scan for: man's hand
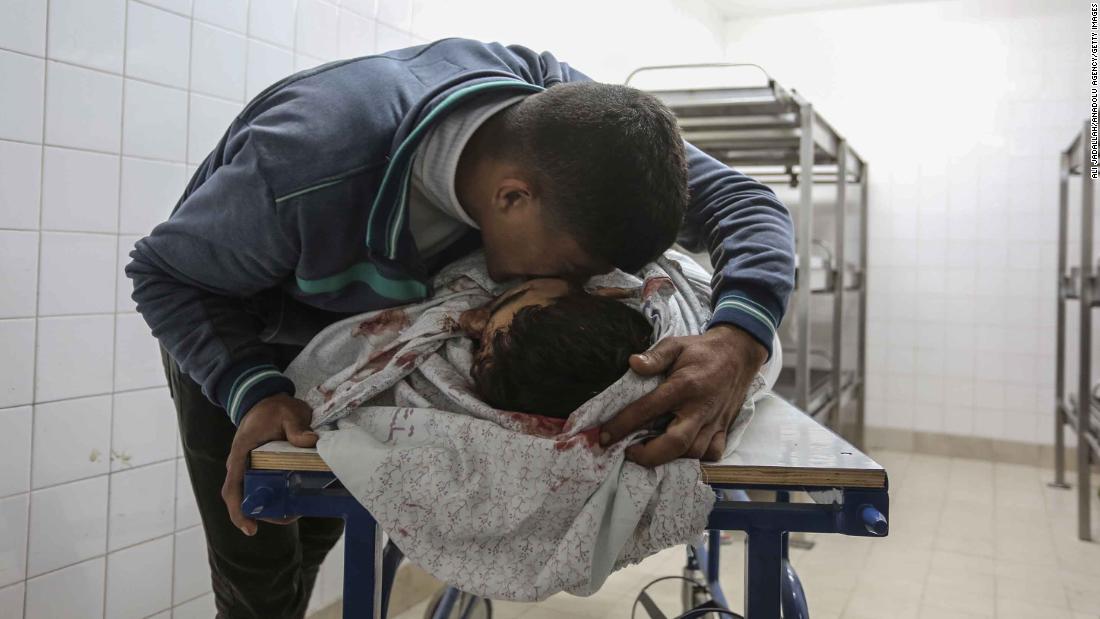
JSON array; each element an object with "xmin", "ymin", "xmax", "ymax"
[
  {"xmin": 222, "ymin": 393, "xmax": 318, "ymax": 536},
  {"xmin": 599, "ymin": 324, "xmax": 767, "ymax": 467}
]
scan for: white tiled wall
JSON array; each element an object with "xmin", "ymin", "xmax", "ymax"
[
  {"xmin": 721, "ymin": 0, "xmax": 1087, "ymax": 447},
  {"xmin": 0, "ymin": 0, "xmax": 725, "ymax": 615}
]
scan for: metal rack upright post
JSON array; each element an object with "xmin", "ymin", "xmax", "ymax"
[
  {"xmin": 1053, "ymin": 119, "xmax": 1099, "ymax": 542},
  {"xmin": 626, "ymin": 64, "xmax": 869, "ymax": 445}
]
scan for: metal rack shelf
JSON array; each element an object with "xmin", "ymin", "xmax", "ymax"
[
  {"xmin": 1062, "ymin": 395, "xmax": 1100, "ymax": 456},
  {"xmin": 628, "ymin": 63, "xmax": 869, "ymax": 445},
  {"xmin": 1052, "ymin": 119, "xmax": 1099, "ymax": 542},
  {"xmin": 773, "ymin": 366, "xmax": 860, "ymax": 421}
]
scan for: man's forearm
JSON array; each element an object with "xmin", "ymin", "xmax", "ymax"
[
  {"xmin": 681, "ymin": 141, "xmax": 795, "ymax": 357},
  {"xmin": 126, "ymin": 240, "xmax": 295, "ymax": 424}
]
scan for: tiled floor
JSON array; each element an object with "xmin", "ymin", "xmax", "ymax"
[{"xmin": 381, "ymin": 449, "xmax": 1100, "ymax": 618}]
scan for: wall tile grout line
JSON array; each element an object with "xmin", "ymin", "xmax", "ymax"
[
  {"xmin": 129, "ymin": 0, "xmax": 190, "ymax": 20},
  {"xmin": 20, "ymin": 0, "xmax": 51, "ymax": 612},
  {"xmin": 0, "ymin": 137, "xmax": 192, "ymax": 170},
  {"xmin": 2, "ymin": 453, "xmax": 179, "ymax": 500},
  {"xmin": 169, "ymin": 0, "xmax": 199, "ymax": 612},
  {"xmin": 16, "ymin": 522, "xmax": 201, "ymax": 594},
  {"xmin": 4, "ymin": 227, "xmax": 175, "ymax": 238},
  {"xmin": 169, "ymin": 588, "xmax": 212, "ymax": 613},
  {"xmin": 0, "ymin": 44, "xmax": 258, "ymax": 104},
  {"xmin": 190, "ymin": 13, "xmax": 252, "ymax": 38},
  {"xmin": 0, "ymin": 45, "xmax": 43, "ymax": 60},
  {"xmin": 2, "ymin": 8, "xmax": 279, "ymax": 64},
  {"xmin": 101, "ymin": 0, "xmax": 131, "ymax": 613},
  {"xmin": 0, "ymin": 381, "xmax": 167, "ymax": 410},
  {"xmin": 21, "ymin": 556, "xmax": 106, "ymax": 596}
]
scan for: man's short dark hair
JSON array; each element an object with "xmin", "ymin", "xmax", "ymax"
[
  {"xmin": 470, "ymin": 292, "xmax": 653, "ymax": 418},
  {"xmin": 491, "ymin": 82, "xmax": 688, "ymax": 273}
]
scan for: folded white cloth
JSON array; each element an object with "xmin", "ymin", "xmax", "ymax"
[{"xmin": 283, "ymin": 249, "xmax": 779, "ymax": 601}]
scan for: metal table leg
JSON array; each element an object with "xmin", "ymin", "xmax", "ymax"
[
  {"xmin": 744, "ymin": 529, "xmax": 783, "ymax": 619},
  {"xmin": 343, "ymin": 508, "xmax": 383, "ymax": 619},
  {"xmin": 704, "ymin": 485, "xmax": 889, "ymax": 619},
  {"xmin": 243, "ymin": 471, "xmax": 388, "ymax": 619}
]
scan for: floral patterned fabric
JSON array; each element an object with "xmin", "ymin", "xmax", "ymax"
[{"xmin": 283, "ymin": 249, "xmax": 779, "ymax": 601}]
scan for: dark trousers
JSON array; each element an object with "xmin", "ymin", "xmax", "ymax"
[{"xmin": 161, "ymin": 344, "xmax": 345, "ymax": 619}]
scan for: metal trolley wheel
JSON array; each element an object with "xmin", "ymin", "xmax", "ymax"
[
  {"xmin": 633, "ymin": 575, "xmax": 743, "ymax": 619},
  {"xmin": 422, "ymin": 588, "xmax": 492, "ymax": 619}
]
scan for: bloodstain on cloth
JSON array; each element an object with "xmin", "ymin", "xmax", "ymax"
[
  {"xmin": 396, "ymin": 351, "xmax": 420, "ymax": 369},
  {"xmin": 352, "ymin": 308, "xmax": 411, "ymax": 337},
  {"xmin": 353, "ymin": 346, "xmax": 400, "ymax": 379},
  {"xmin": 502, "ymin": 411, "xmax": 566, "ymax": 438},
  {"xmin": 642, "ymin": 276, "xmax": 675, "ymax": 300},
  {"xmin": 589, "ymin": 285, "xmax": 639, "ymax": 300},
  {"xmin": 553, "ymin": 427, "xmax": 603, "ymax": 452}
]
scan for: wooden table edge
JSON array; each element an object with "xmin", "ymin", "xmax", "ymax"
[{"xmin": 249, "ymin": 447, "xmax": 887, "ymax": 490}]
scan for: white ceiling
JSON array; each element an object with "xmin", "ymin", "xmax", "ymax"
[{"xmin": 706, "ymin": 0, "xmax": 944, "ymax": 18}]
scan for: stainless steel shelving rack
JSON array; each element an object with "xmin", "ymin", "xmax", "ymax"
[
  {"xmin": 626, "ymin": 63, "xmax": 869, "ymax": 445},
  {"xmin": 1053, "ymin": 119, "xmax": 1099, "ymax": 541}
]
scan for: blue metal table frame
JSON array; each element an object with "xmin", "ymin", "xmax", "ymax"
[{"xmin": 242, "ymin": 470, "xmax": 889, "ymax": 619}]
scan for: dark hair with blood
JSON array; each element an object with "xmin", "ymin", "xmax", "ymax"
[{"xmin": 469, "ymin": 292, "xmax": 653, "ymax": 419}]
